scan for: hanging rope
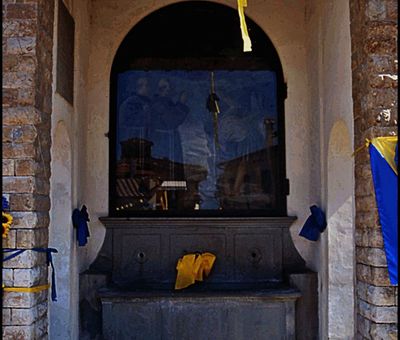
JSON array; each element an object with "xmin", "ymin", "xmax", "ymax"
[{"xmin": 206, "ymin": 71, "xmax": 221, "ymax": 150}]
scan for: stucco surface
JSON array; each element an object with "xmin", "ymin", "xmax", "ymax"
[
  {"xmin": 305, "ymin": 0, "xmax": 355, "ymax": 337},
  {"xmin": 49, "ymin": 0, "xmax": 91, "ymax": 338}
]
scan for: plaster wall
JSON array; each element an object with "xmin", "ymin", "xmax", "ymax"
[
  {"xmin": 49, "ymin": 0, "xmax": 91, "ymax": 338},
  {"xmin": 83, "ymin": 0, "xmax": 315, "ymax": 271},
  {"xmin": 305, "ymin": 0, "xmax": 355, "ymax": 338}
]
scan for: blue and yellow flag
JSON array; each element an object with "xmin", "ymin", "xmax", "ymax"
[{"xmin": 369, "ymin": 136, "xmax": 398, "ymax": 285}]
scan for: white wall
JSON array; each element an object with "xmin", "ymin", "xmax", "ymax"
[
  {"xmin": 305, "ymin": 0, "xmax": 355, "ymax": 338},
  {"xmin": 49, "ymin": 0, "xmax": 91, "ymax": 338}
]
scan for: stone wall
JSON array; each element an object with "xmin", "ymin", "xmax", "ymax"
[
  {"xmin": 2, "ymin": 0, "xmax": 54, "ymax": 338},
  {"xmin": 350, "ymin": 0, "xmax": 398, "ymax": 338}
]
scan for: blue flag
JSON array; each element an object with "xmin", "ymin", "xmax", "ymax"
[{"xmin": 369, "ymin": 137, "xmax": 398, "ymax": 285}]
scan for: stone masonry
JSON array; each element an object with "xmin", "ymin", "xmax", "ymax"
[
  {"xmin": 2, "ymin": 0, "xmax": 54, "ymax": 339},
  {"xmin": 350, "ymin": 0, "xmax": 398, "ymax": 339}
]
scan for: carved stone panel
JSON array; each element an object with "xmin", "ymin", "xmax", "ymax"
[
  {"xmin": 97, "ymin": 217, "xmax": 305, "ymax": 288},
  {"xmin": 234, "ymin": 232, "xmax": 282, "ymax": 281}
]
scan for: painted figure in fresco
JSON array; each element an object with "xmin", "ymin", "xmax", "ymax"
[
  {"xmin": 148, "ymin": 78, "xmax": 189, "ymax": 163},
  {"xmin": 118, "ymin": 77, "xmax": 151, "ymax": 143}
]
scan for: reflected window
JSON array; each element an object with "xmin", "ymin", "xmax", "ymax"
[
  {"xmin": 114, "ymin": 70, "xmax": 280, "ymax": 214},
  {"xmin": 109, "ymin": 1, "xmax": 287, "ymax": 216}
]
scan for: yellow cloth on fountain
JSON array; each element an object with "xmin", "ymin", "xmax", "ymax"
[{"xmin": 175, "ymin": 252, "xmax": 216, "ymax": 290}]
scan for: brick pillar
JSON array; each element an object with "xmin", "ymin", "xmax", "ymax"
[
  {"xmin": 349, "ymin": 0, "xmax": 398, "ymax": 339},
  {"xmin": 2, "ymin": 0, "xmax": 54, "ymax": 338}
]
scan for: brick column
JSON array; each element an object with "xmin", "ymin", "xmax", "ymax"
[
  {"xmin": 2, "ymin": 0, "xmax": 54, "ymax": 338},
  {"xmin": 350, "ymin": 0, "xmax": 398, "ymax": 339}
]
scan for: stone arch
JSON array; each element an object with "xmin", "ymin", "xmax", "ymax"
[
  {"xmin": 326, "ymin": 119, "xmax": 355, "ymax": 338},
  {"xmin": 84, "ymin": 0, "xmax": 310, "ymax": 271},
  {"xmin": 49, "ymin": 120, "xmax": 78, "ymax": 339}
]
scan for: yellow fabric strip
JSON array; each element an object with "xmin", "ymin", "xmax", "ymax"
[
  {"xmin": 237, "ymin": 0, "xmax": 252, "ymax": 52},
  {"xmin": 175, "ymin": 253, "xmax": 216, "ymax": 290},
  {"xmin": 371, "ymin": 136, "xmax": 398, "ymax": 175},
  {"xmin": 3, "ymin": 284, "xmax": 50, "ymax": 293}
]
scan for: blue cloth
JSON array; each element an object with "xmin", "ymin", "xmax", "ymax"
[
  {"xmin": 2, "ymin": 196, "xmax": 9, "ymax": 210},
  {"xmin": 299, "ymin": 205, "xmax": 327, "ymax": 241},
  {"xmin": 3, "ymin": 247, "xmax": 59, "ymax": 301},
  {"xmin": 72, "ymin": 205, "xmax": 90, "ymax": 247},
  {"xmin": 369, "ymin": 144, "xmax": 398, "ymax": 285}
]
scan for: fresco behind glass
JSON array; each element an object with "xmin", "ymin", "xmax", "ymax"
[{"xmin": 114, "ymin": 70, "xmax": 278, "ymax": 212}]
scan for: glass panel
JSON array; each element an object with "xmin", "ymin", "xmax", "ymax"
[{"xmin": 114, "ymin": 70, "xmax": 279, "ymax": 213}]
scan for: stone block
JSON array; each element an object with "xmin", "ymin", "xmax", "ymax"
[
  {"xmin": 355, "ymin": 211, "xmax": 380, "ymax": 230},
  {"xmin": 2, "ymin": 290, "xmax": 47, "ymax": 309},
  {"xmin": 370, "ymin": 322, "xmax": 398, "ymax": 339},
  {"xmin": 12, "ymin": 125, "xmax": 38, "ymax": 143},
  {"xmin": 366, "ymin": 0, "xmax": 386, "ymax": 20},
  {"xmin": 365, "ymin": 285, "xmax": 395, "ymax": 306},
  {"xmin": 3, "ymin": 250, "xmax": 46, "ymax": 269},
  {"xmin": 355, "ymin": 195, "xmax": 378, "ymax": 214},
  {"xmin": 16, "ymin": 228, "xmax": 48, "ymax": 248},
  {"xmin": 2, "ymin": 308, "xmax": 12, "ymax": 326},
  {"xmin": 2, "ymin": 19, "xmax": 37, "ymax": 38},
  {"xmin": 357, "ymin": 247, "xmax": 388, "ymax": 267},
  {"xmin": 3, "ymin": 143, "xmax": 37, "ymax": 159},
  {"xmin": 10, "ymin": 193, "xmax": 50, "ymax": 212},
  {"xmin": 6, "ymin": 3, "xmax": 37, "ymax": 20},
  {"xmin": 18, "ymin": 87, "xmax": 35, "ymax": 106},
  {"xmin": 6, "ymin": 37, "xmax": 36, "ymax": 55},
  {"xmin": 2, "ymin": 126, "xmax": 13, "ymax": 143},
  {"xmin": 368, "ymin": 228, "xmax": 385, "ymax": 248},
  {"xmin": 2, "ymin": 70, "xmax": 35, "ymax": 89},
  {"xmin": 3, "ymin": 268, "xmax": 14, "ymax": 286},
  {"xmin": 3, "ymin": 229, "xmax": 17, "ymax": 248},
  {"xmin": 2, "ymin": 176, "xmax": 36, "ymax": 194},
  {"xmin": 2, "ymin": 159, "xmax": 15, "ymax": 176},
  {"xmin": 357, "ymin": 264, "xmax": 392, "ymax": 286},
  {"xmin": 11, "ymin": 308, "xmax": 36, "ymax": 326},
  {"xmin": 386, "ymin": 0, "xmax": 398, "ymax": 21},
  {"xmin": 359, "ymin": 299, "xmax": 398, "ymax": 323},
  {"xmin": 2, "ymin": 87, "xmax": 18, "ymax": 107},
  {"xmin": 2, "ymin": 55, "xmax": 36, "ymax": 74},
  {"xmin": 15, "ymin": 159, "xmax": 39, "ymax": 176},
  {"xmin": 2, "ymin": 325, "xmax": 35, "ymax": 339},
  {"xmin": 13, "ymin": 265, "xmax": 47, "ymax": 287},
  {"xmin": 2, "ymin": 106, "xmax": 42, "ymax": 126},
  {"xmin": 11, "ymin": 211, "xmax": 49, "ymax": 229}
]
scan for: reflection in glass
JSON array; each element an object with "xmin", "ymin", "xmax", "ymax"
[{"xmin": 114, "ymin": 70, "xmax": 278, "ymax": 213}]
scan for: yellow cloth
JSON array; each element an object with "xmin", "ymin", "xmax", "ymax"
[
  {"xmin": 237, "ymin": 0, "xmax": 252, "ymax": 52},
  {"xmin": 175, "ymin": 252, "xmax": 216, "ymax": 290},
  {"xmin": 3, "ymin": 284, "xmax": 50, "ymax": 293}
]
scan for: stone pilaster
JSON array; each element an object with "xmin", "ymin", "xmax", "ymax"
[
  {"xmin": 350, "ymin": 0, "xmax": 398, "ymax": 339},
  {"xmin": 2, "ymin": 0, "xmax": 54, "ymax": 338}
]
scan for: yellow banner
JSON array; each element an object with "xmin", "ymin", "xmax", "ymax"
[{"xmin": 371, "ymin": 136, "xmax": 398, "ymax": 175}]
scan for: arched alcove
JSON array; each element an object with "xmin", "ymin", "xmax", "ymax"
[{"xmin": 109, "ymin": 1, "xmax": 288, "ymax": 217}]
